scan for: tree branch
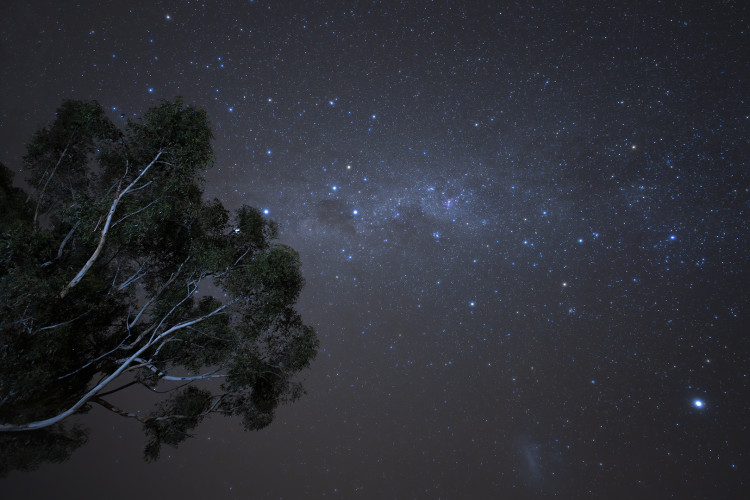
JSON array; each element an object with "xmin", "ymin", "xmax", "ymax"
[
  {"xmin": 119, "ymin": 257, "xmax": 191, "ymax": 350},
  {"xmin": 42, "ymin": 221, "xmax": 80, "ymax": 267},
  {"xmin": 34, "ymin": 310, "xmax": 89, "ymax": 334},
  {"xmin": 0, "ymin": 297, "xmax": 235, "ymax": 431},
  {"xmin": 59, "ymin": 151, "xmax": 162, "ymax": 298},
  {"xmin": 131, "ymin": 358, "xmax": 225, "ymax": 381},
  {"xmin": 112, "ymin": 195, "xmax": 160, "ymax": 228},
  {"xmin": 117, "ymin": 259, "xmax": 149, "ymax": 291},
  {"xmin": 91, "ymin": 397, "xmax": 147, "ymax": 422},
  {"xmin": 56, "ymin": 335, "xmax": 131, "ymax": 380},
  {"xmin": 92, "ymin": 396, "xmax": 220, "ymax": 424},
  {"xmin": 33, "ymin": 137, "xmax": 73, "ymax": 225}
]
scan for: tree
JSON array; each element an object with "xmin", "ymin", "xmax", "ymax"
[{"xmin": 0, "ymin": 99, "xmax": 318, "ymax": 464}]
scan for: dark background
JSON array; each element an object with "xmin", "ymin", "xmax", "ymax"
[{"xmin": 1, "ymin": 1, "xmax": 748, "ymax": 498}]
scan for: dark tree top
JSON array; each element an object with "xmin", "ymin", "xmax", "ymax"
[{"xmin": 0, "ymin": 99, "xmax": 318, "ymax": 468}]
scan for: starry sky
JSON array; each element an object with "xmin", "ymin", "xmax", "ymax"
[{"xmin": 1, "ymin": 0, "xmax": 748, "ymax": 498}]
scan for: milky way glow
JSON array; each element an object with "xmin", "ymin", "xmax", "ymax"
[{"xmin": 0, "ymin": 0, "xmax": 745, "ymax": 498}]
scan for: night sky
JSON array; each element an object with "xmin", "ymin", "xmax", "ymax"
[{"xmin": 1, "ymin": 0, "xmax": 748, "ymax": 498}]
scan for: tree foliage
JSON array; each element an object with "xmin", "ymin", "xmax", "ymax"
[{"xmin": 0, "ymin": 99, "xmax": 318, "ymax": 465}]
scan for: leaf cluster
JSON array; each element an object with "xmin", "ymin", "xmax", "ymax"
[{"xmin": 0, "ymin": 99, "xmax": 318, "ymax": 466}]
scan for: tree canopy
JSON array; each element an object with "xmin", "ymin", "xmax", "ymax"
[{"xmin": 0, "ymin": 98, "xmax": 318, "ymax": 469}]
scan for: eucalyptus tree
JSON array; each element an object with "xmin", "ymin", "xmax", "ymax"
[{"xmin": 0, "ymin": 99, "xmax": 318, "ymax": 464}]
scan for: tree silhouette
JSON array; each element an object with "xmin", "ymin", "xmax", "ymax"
[{"xmin": 0, "ymin": 99, "xmax": 318, "ymax": 465}]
